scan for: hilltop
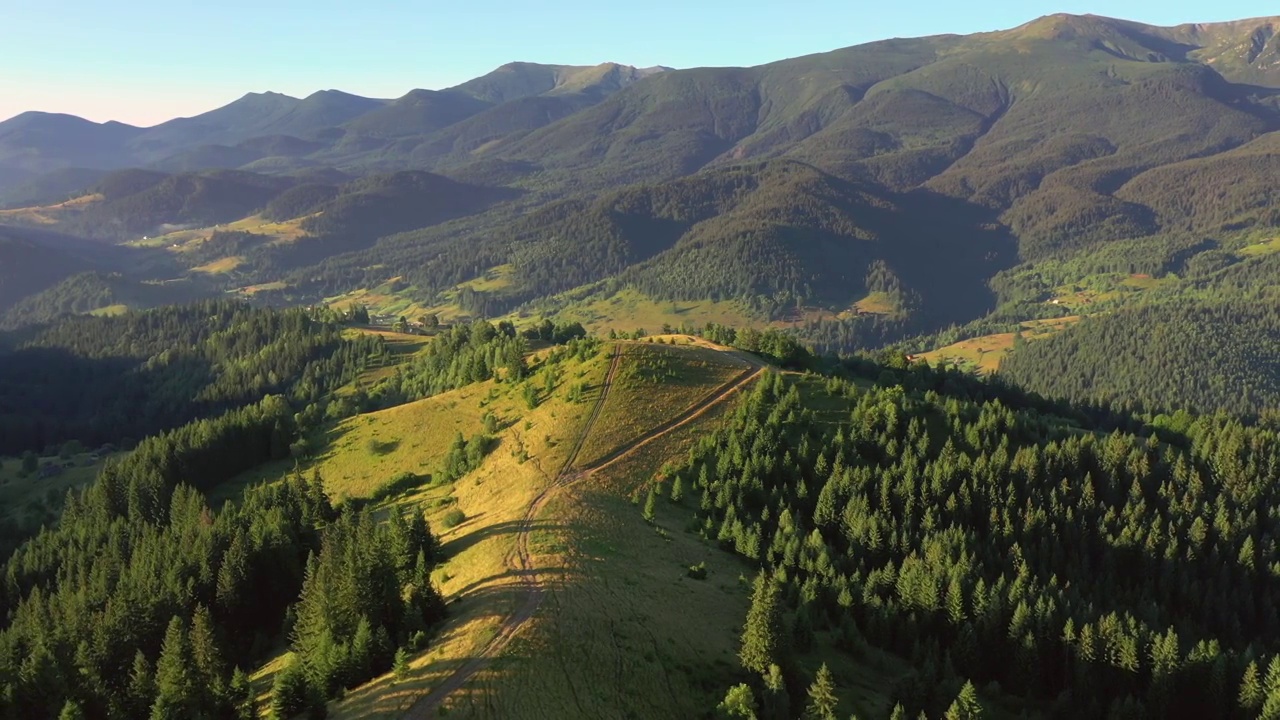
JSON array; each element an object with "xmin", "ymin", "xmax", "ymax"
[{"xmin": 3, "ymin": 314, "xmax": 1278, "ymax": 720}]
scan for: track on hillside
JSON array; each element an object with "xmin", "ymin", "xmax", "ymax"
[{"xmin": 402, "ymin": 344, "xmax": 765, "ymax": 717}]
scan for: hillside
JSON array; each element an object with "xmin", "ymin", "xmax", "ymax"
[
  {"xmin": 0, "ymin": 225, "xmax": 132, "ymax": 314},
  {"xmin": 0, "ymin": 232, "xmax": 91, "ymax": 311},
  {"xmin": 0, "ymin": 168, "xmax": 296, "ymax": 241},
  {"xmin": 1, "ymin": 305, "xmax": 1280, "ymax": 719},
  {"xmin": 294, "ymin": 170, "xmax": 519, "ymax": 240},
  {"xmin": 0, "ymin": 271, "xmax": 209, "ymax": 329},
  {"xmin": 998, "ymin": 301, "xmax": 1280, "ymax": 415},
  {"xmin": 1, "ymin": 14, "xmax": 1280, "ymax": 409}
]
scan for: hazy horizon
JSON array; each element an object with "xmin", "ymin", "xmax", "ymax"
[{"xmin": 2, "ymin": 0, "xmax": 1277, "ymax": 126}]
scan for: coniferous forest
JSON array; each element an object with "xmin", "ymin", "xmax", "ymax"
[
  {"xmin": 666, "ymin": 364, "xmax": 1280, "ymax": 719},
  {"xmin": 6, "ymin": 10, "xmax": 1280, "ymax": 719},
  {"xmin": 0, "ymin": 305, "xmax": 600, "ymax": 719}
]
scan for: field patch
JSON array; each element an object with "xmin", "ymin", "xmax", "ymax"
[
  {"xmin": 0, "ymin": 193, "xmax": 102, "ymax": 225},
  {"xmin": 548, "ymin": 287, "xmax": 759, "ymax": 335},
  {"xmin": 0, "ymin": 450, "xmax": 120, "ymax": 529},
  {"xmin": 1236, "ymin": 235, "xmax": 1280, "ymax": 257},
  {"xmin": 918, "ymin": 316, "xmax": 1082, "ymax": 374},
  {"xmin": 190, "ymin": 256, "xmax": 243, "ymax": 274}
]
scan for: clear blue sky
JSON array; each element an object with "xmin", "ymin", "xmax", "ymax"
[{"xmin": 1, "ymin": 0, "xmax": 1276, "ymax": 126}]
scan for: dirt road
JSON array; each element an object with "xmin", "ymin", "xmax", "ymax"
[{"xmin": 402, "ymin": 343, "xmax": 764, "ymax": 717}]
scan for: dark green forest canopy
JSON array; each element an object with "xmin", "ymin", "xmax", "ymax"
[
  {"xmin": 0, "ymin": 300, "xmax": 385, "ymax": 455},
  {"xmin": 0, "ymin": 313, "xmax": 600, "ymax": 719},
  {"xmin": 672, "ymin": 368, "xmax": 1280, "ymax": 719},
  {"xmin": 999, "ymin": 302, "xmax": 1280, "ymax": 417},
  {"xmin": 7, "ymin": 16, "xmax": 1280, "ymax": 388}
]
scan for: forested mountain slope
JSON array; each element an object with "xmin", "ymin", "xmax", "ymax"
[
  {"xmin": 0, "ymin": 14, "xmax": 1278, "ymax": 417},
  {"xmin": 0, "ymin": 300, "xmax": 384, "ymax": 454},
  {"xmin": 999, "ymin": 302, "xmax": 1280, "ymax": 416}
]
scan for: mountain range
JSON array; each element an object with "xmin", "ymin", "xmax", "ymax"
[
  {"xmin": 2, "ymin": 12, "xmax": 1280, "ymax": 397},
  {"xmin": 0, "ymin": 61, "xmax": 671, "ymax": 181}
]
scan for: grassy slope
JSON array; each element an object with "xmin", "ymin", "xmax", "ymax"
[
  {"xmin": 440, "ymin": 382, "xmax": 753, "ymax": 719},
  {"xmin": 575, "ymin": 338, "xmax": 751, "ymax": 467},
  {"xmin": 545, "ymin": 287, "xmax": 759, "ymax": 336},
  {"xmin": 409, "ymin": 341, "xmax": 766, "ymax": 719},
  {"xmin": 231, "ymin": 347, "xmax": 612, "ymax": 718},
  {"xmin": 919, "ymin": 316, "xmax": 1082, "ymax": 373},
  {"xmin": 0, "ymin": 451, "xmax": 120, "ymax": 528},
  {"xmin": 232, "ymin": 340, "xmax": 783, "ymax": 719}
]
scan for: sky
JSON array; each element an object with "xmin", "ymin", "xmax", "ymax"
[{"xmin": 1, "ymin": 0, "xmax": 1277, "ymax": 127}]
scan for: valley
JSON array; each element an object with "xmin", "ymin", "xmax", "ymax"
[{"xmin": 3, "ymin": 9, "xmax": 1280, "ymax": 720}]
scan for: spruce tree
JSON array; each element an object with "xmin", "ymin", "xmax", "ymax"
[
  {"xmin": 393, "ymin": 648, "xmax": 410, "ymax": 683},
  {"xmin": 671, "ymin": 474, "xmax": 686, "ymax": 503},
  {"xmin": 127, "ymin": 650, "xmax": 156, "ymax": 719},
  {"xmin": 150, "ymin": 616, "xmax": 195, "ymax": 720},
  {"xmin": 943, "ymin": 681, "xmax": 983, "ymax": 720},
  {"xmin": 190, "ymin": 604, "xmax": 226, "ymax": 706},
  {"xmin": 58, "ymin": 700, "xmax": 85, "ymax": 720},
  {"xmin": 1262, "ymin": 656, "xmax": 1280, "ymax": 720},
  {"xmin": 643, "ymin": 487, "xmax": 658, "ymax": 523},
  {"xmin": 803, "ymin": 663, "xmax": 839, "ymax": 720},
  {"xmin": 271, "ymin": 659, "xmax": 312, "ymax": 720},
  {"xmin": 1240, "ymin": 660, "xmax": 1264, "ymax": 714},
  {"xmin": 762, "ymin": 664, "xmax": 790, "ymax": 720},
  {"xmin": 739, "ymin": 572, "xmax": 784, "ymax": 676},
  {"xmin": 716, "ymin": 684, "xmax": 759, "ymax": 719},
  {"xmin": 228, "ymin": 667, "xmax": 255, "ymax": 720}
]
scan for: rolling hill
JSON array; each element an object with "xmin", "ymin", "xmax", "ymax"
[
  {"xmin": 0, "ymin": 225, "xmax": 130, "ymax": 313},
  {"xmin": 7, "ymin": 12, "xmax": 1280, "ymax": 720},
  {"xmin": 0, "ymin": 14, "xmax": 1279, "ymax": 404}
]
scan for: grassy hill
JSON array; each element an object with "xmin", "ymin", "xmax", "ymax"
[{"xmin": 226, "ymin": 337, "xmax": 774, "ymax": 719}]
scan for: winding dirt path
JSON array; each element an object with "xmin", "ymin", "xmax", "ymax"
[{"xmin": 402, "ymin": 344, "xmax": 764, "ymax": 718}]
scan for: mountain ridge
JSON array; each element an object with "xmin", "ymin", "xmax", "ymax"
[{"xmin": 4, "ymin": 12, "xmax": 1280, "ymax": 369}]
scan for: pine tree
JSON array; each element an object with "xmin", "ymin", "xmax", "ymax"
[
  {"xmin": 643, "ymin": 487, "xmax": 658, "ymax": 523},
  {"xmin": 889, "ymin": 704, "xmax": 908, "ymax": 720},
  {"xmin": 716, "ymin": 684, "xmax": 759, "ymax": 719},
  {"xmin": 271, "ymin": 659, "xmax": 312, "ymax": 720},
  {"xmin": 1240, "ymin": 660, "xmax": 1264, "ymax": 714},
  {"xmin": 739, "ymin": 572, "xmax": 784, "ymax": 676},
  {"xmin": 762, "ymin": 664, "xmax": 790, "ymax": 720},
  {"xmin": 58, "ymin": 700, "xmax": 85, "ymax": 720},
  {"xmin": 127, "ymin": 650, "xmax": 156, "ymax": 719},
  {"xmin": 228, "ymin": 667, "xmax": 255, "ymax": 720},
  {"xmin": 671, "ymin": 474, "xmax": 686, "ymax": 503},
  {"xmin": 393, "ymin": 648, "xmax": 411, "ymax": 683},
  {"xmin": 190, "ymin": 604, "xmax": 226, "ymax": 706},
  {"xmin": 943, "ymin": 681, "xmax": 983, "ymax": 720},
  {"xmin": 1262, "ymin": 656, "xmax": 1280, "ymax": 720},
  {"xmin": 150, "ymin": 616, "xmax": 196, "ymax": 720},
  {"xmin": 804, "ymin": 663, "xmax": 839, "ymax": 720},
  {"xmin": 350, "ymin": 617, "xmax": 375, "ymax": 686}
]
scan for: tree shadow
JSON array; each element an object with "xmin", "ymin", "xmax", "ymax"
[
  {"xmin": 366, "ymin": 438, "xmax": 400, "ymax": 456},
  {"xmin": 440, "ymin": 518, "xmax": 557, "ymax": 559}
]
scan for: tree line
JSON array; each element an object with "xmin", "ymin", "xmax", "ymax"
[
  {"xmin": 0, "ymin": 396, "xmax": 446, "ymax": 719},
  {"xmin": 651, "ymin": 365, "xmax": 1280, "ymax": 719},
  {"xmin": 0, "ymin": 300, "xmax": 387, "ymax": 456}
]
